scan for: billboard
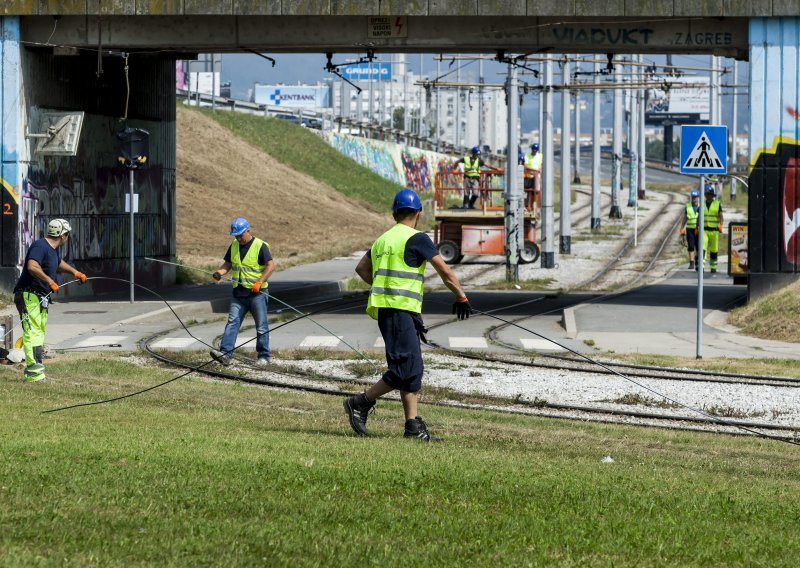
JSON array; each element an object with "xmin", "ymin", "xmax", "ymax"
[
  {"xmin": 342, "ymin": 62, "xmax": 392, "ymax": 82},
  {"xmin": 645, "ymin": 76, "xmax": 710, "ymax": 126},
  {"xmin": 728, "ymin": 223, "xmax": 749, "ymax": 276},
  {"xmin": 253, "ymin": 85, "xmax": 331, "ymax": 108}
]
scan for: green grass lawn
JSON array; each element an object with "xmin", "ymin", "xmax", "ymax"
[
  {"xmin": 194, "ymin": 107, "xmax": 401, "ymax": 211},
  {"xmin": 2, "ymin": 354, "xmax": 800, "ymax": 566}
]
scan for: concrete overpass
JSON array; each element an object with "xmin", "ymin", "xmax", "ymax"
[{"xmin": 0, "ymin": 4, "xmax": 798, "ymax": 297}]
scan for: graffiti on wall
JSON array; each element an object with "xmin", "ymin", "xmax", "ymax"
[
  {"xmin": 326, "ymin": 132, "xmax": 458, "ymax": 193},
  {"xmin": 748, "ymin": 19, "xmax": 800, "ymax": 273}
]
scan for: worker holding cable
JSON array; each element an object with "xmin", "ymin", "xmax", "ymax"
[
  {"xmin": 209, "ymin": 217, "xmax": 275, "ymax": 367},
  {"xmin": 13, "ymin": 218, "xmax": 87, "ymax": 382},
  {"xmin": 344, "ymin": 188, "xmax": 471, "ymax": 441}
]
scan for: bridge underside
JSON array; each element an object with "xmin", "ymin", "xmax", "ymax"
[{"xmin": 23, "ymin": 16, "xmax": 748, "ymax": 58}]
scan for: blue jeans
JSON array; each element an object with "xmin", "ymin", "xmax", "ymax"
[{"xmin": 219, "ymin": 292, "xmax": 269, "ymax": 360}]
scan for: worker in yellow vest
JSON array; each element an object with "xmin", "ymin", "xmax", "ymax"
[
  {"xmin": 523, "ymin": 143, "xmax": 542, "ymax": 190},
  {"xmin": 209, "ymin": 217, "xmax": 275, "ymax": 367},
  {"xmin": 344, "ymin": 189, "xmax": 471, "ymax": 441},
  {"xmin": 679, "ymin": 189, "xmax": 701, "ymax": 270},
  {"xmin": 453, "ymin": 146, "xmax": 491, "ymax": 209},
  {"xmin": 702, "ymin": 185, "xmax": 724, "ymax": 273}
]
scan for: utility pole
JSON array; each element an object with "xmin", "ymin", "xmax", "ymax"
[
  {"xmin": 710, "ymin": 55, "xmax": 719, "ymax": 126},
  {"xmin": 479, "ymin": 57, "xmax": 484, "ymax": 148},
  {"xmin": 591, "ymin": 58, "xmax": 601, "ymax": 230},
  {"xmin": 211, "ymin": 53, "xmax": 216, "ymax": 111},
  {"xmin": 436, "ymin": 56, "xmax": 441, "ymax": 151},
  {"xmin": 505, "ymin": 62, "xmax": 522, "ymax": 282},
  {"xmin": 456, "ymin": 63, "xmax": 461, "ymax": 149},
  {"xmin": 610, "ymin": 60, "xmax": 623, "ymax": 219},
  {"xmin": 638, "ymin": 53, "xmax": 646, "ymax": 201},
  {"xmin": 560, "ymin": 56, "xmax": 572, "ymax": 254},
  {"xmin": 573, "ymin": 57, "xmax": 581, "ymax": 184},
  {"xmin": 403, "ymin": 54, "xmax": 410, "ymax": 132},
  {"xmin": 541, "ymin": 56, "xmax": 555, "ymax": 268},
  {"xmin": 730, "ymin": 60, "xmax": 738, "ymax": 201},
  {"xmin": 419, "ymin": 53, "xmax": 425, "ymax": 137},
  {"xmin": 664, "ymin": 55, "xmax": 674, "ymax": 163},
  {"xmin": 368, "ymin": 58, "xmax": 374, "ymax": 124},
  {"xmin": 628, "ymin": 57, "xmax": 638, "ymax": 208}
]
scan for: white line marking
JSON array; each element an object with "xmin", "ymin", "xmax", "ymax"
[
  {"xmin": 449, "ymin": 337, "xmax": 488, "ymax": 349},
  {"xmin": 300, "ymin": 335, "xmax": 342, "ymax": 348},
  {"xmin": 520, "ymin": 337, "xmax": 565, "ymax": 351}
]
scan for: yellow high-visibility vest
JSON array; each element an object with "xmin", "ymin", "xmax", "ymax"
[
  {"xmin": 366, "ymin": 224, "xmax": 426, "ymax": 320},
  {"xmin": 231, "ymin": 237, "xmax": 269, "ymax": 290}
]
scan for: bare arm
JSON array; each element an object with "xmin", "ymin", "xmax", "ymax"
[
  {"xmin": 26, "ymin": 259, "xmax": 56, "ymax": 287},
  {"xmin": 429, "ymin": 255, "xmax": 467, "ymax": 299},
  {"xmin": 214, "ymin": 261, "xmax": 233, "ymax": 276},
  {"xmin": 257, "ymin": 259, "xmax": 276, "ymax": 284},
  {"xmin": 355, "ymin": 254, "xmax": 372, "ymax": 285},
  {"xmin": 58, "ymin": 259, "xmax": 81, "ymax": 278}
]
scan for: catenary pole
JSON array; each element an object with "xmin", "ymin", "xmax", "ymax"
[
  {"xmin": 610, "ymin": 59, "xmax": 623, "ymax": 218},
  {"xmin": 591, "ymin": 57, "xmax": 601, "ymax": 230},
  {"xmin": 505, "ymin": 62, "xmax": 521, "ymax": 282},
  {"xmin": 560, "ymin": 56, "xmax": 572, "ymax": 254},
  {"xmin": 541, "ymin": 56, "xmax": 555, "ymax": 268}
]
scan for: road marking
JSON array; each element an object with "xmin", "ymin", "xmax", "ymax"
[
  {"xmin": 151, "ymin": 337, "xmax": 199, "ymax": 349},
  {"xmin": 520, "ymin": 337, "xmax": 565, "ymax": 351},
  {"xmin": 449, "ymin": 337, "xmax": 488, "ymax": 349},
  {"xmin": 300, "ymin": 335, "xmax": 342, "ymax": 347},
  {"xmin": 74, "ymin": 335, "xmax": 126, "ymax": 347}
]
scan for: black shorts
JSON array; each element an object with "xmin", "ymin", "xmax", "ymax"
[
  {"xmin": 686, "ymin": 230, "xmax": 698, "ymax": 252},
  {"xmin": 377, "ymin": 308, "xmax": 425, "ymax": 393}
]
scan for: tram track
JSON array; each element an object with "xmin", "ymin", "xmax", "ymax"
[{"xmin": 138, "ymin": 313, "xmax": 800, "ymax": 441}]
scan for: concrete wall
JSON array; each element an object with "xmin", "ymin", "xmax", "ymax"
[
  {"xmin": 0, "ymin": 1, "xmax": 792, "ymax": 17},
  {"xmin": 747, "ymin": 17, "xmax": 800, "ymax": 298},
  {"xmin": 0, "ymin": 15, "xmax": 177, "ymax": 296}
]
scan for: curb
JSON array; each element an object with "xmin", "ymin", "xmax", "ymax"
[{"xmin": 562, "ymin": 306, "xmax": 578, "ymax": 339}]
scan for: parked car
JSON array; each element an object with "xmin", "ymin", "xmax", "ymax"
[
  {"xmin": 273, "ymin": 113, "xmax": 301, "ymax": 124},
  {"xmin": 302, "ymin": 117, "xmax": 322, "ymax": 130}
]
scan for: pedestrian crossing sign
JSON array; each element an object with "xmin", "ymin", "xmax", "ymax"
[{"xmin": 680, "ymin": 125, "xmax": 727, "ymax": 174}]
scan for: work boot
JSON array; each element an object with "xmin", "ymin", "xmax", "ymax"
[
  {"xmin": 688, "ymin": 261, "xmax": 695, "ymax": 270},
  {"xmin": 461, "ymin": 195, "xmax": 470, "ymax": 209},
  {"xmin": 343, "ymin": 392, "xmax": 375, "ymax": 436},
  {"xmin": 468, "ymin": 194, "xmax": 478, "ymax": 209},
  {"xmin": 24, "ymin": 363, "xmax": 46, "ymax": 382},
  {"xmin": 404, "ymin": 416, "xmax": 442, "ymax": 442},
  {"xmin": 710, "ymin": 268, "xmax": 717, "ymax": 274},
  {"xmin": 210, "ymin": 349, "xmax": 231, "ymax": 366}
]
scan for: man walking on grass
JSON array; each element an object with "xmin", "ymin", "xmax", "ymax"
[{"xmin": 343, "ymin": 189, "xmax": 472, "ymax": 441}]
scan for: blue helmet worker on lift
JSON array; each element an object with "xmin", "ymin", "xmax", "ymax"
[
  {"xmin": 453, "ymin": 145, "xmax": 491, "ymax": 209},
  {"xmin": 345, "ymin": 188, "xmax": 471, "ymax": 441},
  {"xmin": 680, "ymin": 189, "xmax": 702, "ymax": 270},
  {"xmin": 523, "ymin": 143, "xmax": 542, "ymax": 190},
  {"xmin": 209, "ymin": 216, "xmax": 276, "ymax": 368}
]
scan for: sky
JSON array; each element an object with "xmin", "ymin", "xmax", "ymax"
[{"xmin": 218, "ymin": 52, "xmax": 749, "ymax": 136}]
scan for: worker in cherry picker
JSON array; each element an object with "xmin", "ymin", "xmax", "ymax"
[
  {"xmin": 523, "ymin": 143, "xmax": 542, "ymax": 191},
  {"xmin": 453, "ymin": 146, "xmax": 492, "ymax": 209}
]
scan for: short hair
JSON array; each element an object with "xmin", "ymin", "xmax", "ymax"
[{"xmin": 393, "ymin": 208, "xmax": 420, "ymax": 222}]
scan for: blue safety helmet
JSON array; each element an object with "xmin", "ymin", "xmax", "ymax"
[
  {"xmin": 704, "ymin": 186, "xmax": 716, "ymax": 196},
  {"xmin": 471, "ymin": 146, "xmax": 481, "ymax": 155},
  {"xmin": 690, "ymin": 189, "xmax": 700, "ymax": 198},
  {"xmin": 392, "ymin": 188, "xmax": 422, "ymax": 213},
  {"xmin": 531, "ymin": 143, "xmax": 540, "ymax": 152},
  {"xmin": 230, "ymin": 217, "xmax": 250, "ymax": 236}
]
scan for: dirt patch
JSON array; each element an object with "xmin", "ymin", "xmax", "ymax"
[{"xmin": 176, "ymin": 106, "xmax": 391, "ymax": 268}]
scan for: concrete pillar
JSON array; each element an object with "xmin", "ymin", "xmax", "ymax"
[
  {"xmin": 541, "ymin": 56, "xmax": 555, "ymax": 269},
  {"xmin": 748, "ymin": 18, "xmax": 800, "ymax": 295},
  {"xmin": 560, "ymin": 57, "xmax": 571, "ymax": 254},
  {"xmin": 638, "ymin": 53, "xmax": 646, "ymax": 201},
  {"xmin": 591, "ymin": 58, "xmax": 601, "ymax": 230},
  {"xmin": 0, "ymin": 17, "xmax": 23, "ymax": 289},
  {"xmin": 730, "ymin": 60, "xmax": 738, "ymax": 201}
]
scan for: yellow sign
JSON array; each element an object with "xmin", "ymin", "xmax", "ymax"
[
  {"xmin": 729, "ymin": 223, "xmax": 748, "ymax": 275},
  {"xmin": 367, "ymin": 16, "xmax": 408, "ymax": 38}
]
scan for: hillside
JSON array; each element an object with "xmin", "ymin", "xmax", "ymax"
[
  {"xmin": 729, "ymin": 279, "xmax": 800, "ymax": 342},
  {"xmin": 176, "ymin": 106, "xmax": 393, "ymax": 268}
]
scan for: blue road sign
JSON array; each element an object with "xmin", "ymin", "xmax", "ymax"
[{"xmin": 680, "ymin": 125, "xmax": 728, "ymax": 174}]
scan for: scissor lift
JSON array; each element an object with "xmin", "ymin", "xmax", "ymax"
[{"xmin": 432, "ymin": 168, "xmax": 540, "ymax": 264}]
